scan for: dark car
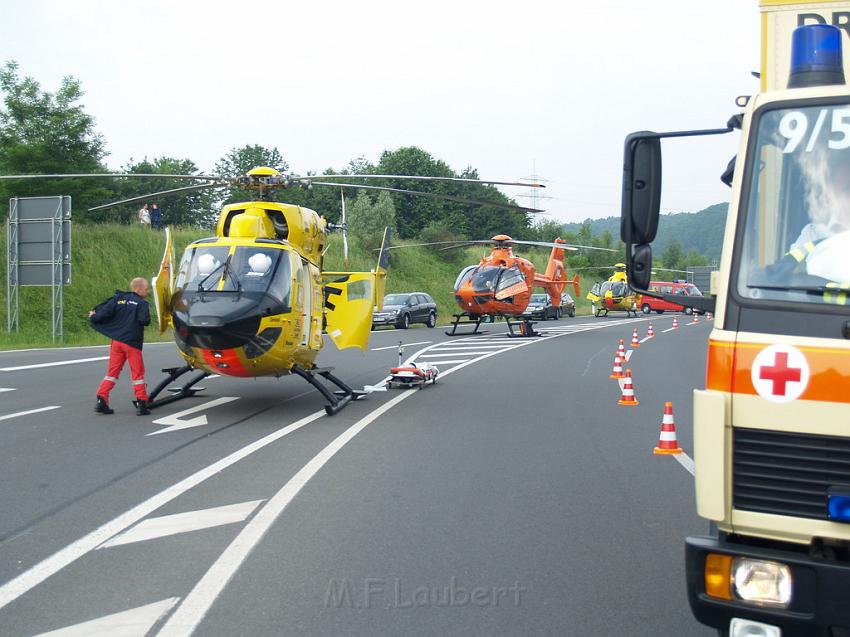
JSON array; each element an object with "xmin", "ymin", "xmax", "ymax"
[
  {"xmin": 372, "ymin": 292, "xmax": 438, "ymax": 329},
  {"xmin": 560, "ymin": 292, "xmax": 576, "ymax": 318},
  {"xmin": 521, "ymin": 293, "xmax": 559, "ymax": 320}
]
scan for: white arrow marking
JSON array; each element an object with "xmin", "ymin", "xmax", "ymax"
[
  {"xmin": 99, "ymin": 500, "xmax": 264, "ymax": 549},
  {"xmin": 148, "ymin": 397, "xmax": 239, "ymax": 436},
  {"xmin": 33, "ymin": 597, "xmax": 179, "ymax": 637}
]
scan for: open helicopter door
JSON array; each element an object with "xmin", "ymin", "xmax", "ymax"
[
  {"xmin": 151, "ymin": 226, "xmax": 176, "ymax": 333},
  {"xmin": 323, "ymin": 227, "xmax": 392, "ymax": 351}
]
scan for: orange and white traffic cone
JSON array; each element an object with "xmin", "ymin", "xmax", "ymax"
[
  {"xmin": 609, "ymin": 355, "xmax": 624, "ymax": 379},
  {"xmin": 646, "ymin": 323, "xmax": 655, "ymax": 338},
  {"xmin": 630, "ymin": 328, "xmax": 641, "ymax": 348},
  {"xmin": 654, "ymin": 402, "xmax": 683, "ymax": 454},
  {"xmin": 706, "ymin": 312, "xmax": 713, "ymax": 321},
  {"xmin": 617, "ymin": 339, "xmax": 626, "ymax": 360},
  {"xmin": 672, "ymin": 316, "xmax": 679, "ymax": 329},
  {"xmin": 617, "ymin": 369, "xmax": 639, "ymax": 406},
  {"xmin": 693, "ymin": 313, "xmax": 700, "ymax": 324}
]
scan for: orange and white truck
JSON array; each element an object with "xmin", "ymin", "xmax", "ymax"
[{"xmin": 622, "ymin": 2, "xmax": 850, "ymax": 635}]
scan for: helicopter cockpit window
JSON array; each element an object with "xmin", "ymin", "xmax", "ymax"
[
  {"xmin": 177, "ymin": 246, "xmax": 231, "ymax": 290},
  {"xmin": 609, "ymin": 281, "xmax": 628, "ymax": 296},
  {"xmin": 454, "ymin": 265, "xmax": 476, "ymax": 291},
  {"xmin": 496, "ymin": 266, "xmax": 524, "ymax": 293},
  {"xmin": 737, "ymin": 103, "xmax": 850, "ymax": 306},
  {"xmin": 228, "ymin": 247, "xmax": 292, "ymax": 304},
  {"xmin": 471, "ymin": 266, "xmax": 501, "ymax": 293}
]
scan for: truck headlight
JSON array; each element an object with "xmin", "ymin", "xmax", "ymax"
[{"xmin": 732, "ymin": 558, "xmax": 792, "ymax": 607}]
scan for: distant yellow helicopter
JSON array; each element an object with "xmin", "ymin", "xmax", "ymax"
[
  {"xmin": 585, "ymin": 263, "xmax": 642, "ymax": 317},
  {"xmin": 2, "ymin": 167, "xmax": 542, "ymax": 414}
]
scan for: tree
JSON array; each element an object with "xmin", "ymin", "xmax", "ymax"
[
  {"xmin": 0, "ymin": 61, "xmax": 111, "ymax": 221},
  {"xmin": 346, "ymin": 191, "xmax": 396, "ymax": 251},
  {"xmin": 113, "ymin": 156, "xmax": 212, "ymax": 226},
  {"xmin": 661, "ymin": 238, "xmax": 684, "ymax": 270}
]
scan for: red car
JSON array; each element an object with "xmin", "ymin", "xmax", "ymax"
[{"xmin": 640, "ymin": 281, "xmax": 705, "ymax": 315}]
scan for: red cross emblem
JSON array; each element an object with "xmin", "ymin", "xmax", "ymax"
[{"xmin": 751, "ymin": 344, "xmax": 810, "ymax": 404}]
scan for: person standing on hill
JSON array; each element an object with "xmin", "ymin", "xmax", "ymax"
[
  {"xmin": 89, "ymin": 277, "xmax": 152, "ymax": 416},
  {"xmin": 150, "ymin": 203, "xmax": 162, "ymax": 230},
  {"xmin": 138, "ymin": 203, "xmax": 151, "ymax": 227}
]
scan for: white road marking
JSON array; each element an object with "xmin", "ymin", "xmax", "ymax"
[
  {"xmin": 424, "ymin": 351, "xmax": 499, "ymax": 357},
  {"xmin": 0, "ymin": 409, "xmax": 326, "ymax": 611},
  {"xmin": 624, "ymin": 350, "xmax": 633, "ymax": 362},
  {"xmin": 432, "ymin": 343, "xmax": 520, "ymax": 349},
  {"xmin": 0, "ymin": 342, "xmax": 173, "ymax": 355},
  {"xmin": 0, "ymin": 387, "xmax": 15, "ymax": 393},
  {"xmin": 661, "ymin": 327, "xmax": 677, "ymax": 333},
  {"xmin": 33, "ymin": 597, "xmax": 180, "ymax": 637},
  {"xmin": 419, "ymin": 359, "xmax": 469, "ymax": 365},
  {"xmin": 0, "ymin": 406, "xmax": 61, "ymax": 422},
  {"xmin": 371, "ymin": 341, "xmax": 431, "ymax": 351},
  {"xmin": 0, "ymin": 356, "xmax": 108, "ymax": 372},
  {"xmin": 148, "ymin": 397, "xmax": 240, "ymax": 436},
  {"xmin": 673, "ymin": 452, "xmax": 696, "ymax": 476},
  {"xmin": 99, "ymin": 501, "xmax": 264, "ymax": 549},
  {"xmin": 639, "ymin": 336, "xmax": 653, "ymax": 343}
]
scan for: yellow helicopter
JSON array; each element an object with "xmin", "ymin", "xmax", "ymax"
[
  {"xmin": 2, "ymin": 166, "xmax": 542, "ymax": 414},
  {"xmin": 585, "ymin": 263, "xmax": 642, "ymax": 318}
]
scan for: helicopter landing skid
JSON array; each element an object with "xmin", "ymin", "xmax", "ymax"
[
  {"xmin": 292, "ymin": 366, "xmax": 366, "ymax": 416},
  {"xmin": 445, "ymin": 313, "xmax": 488, "ymax": 336},
  {"xmin": 147, "ymin": 365, "xmax": 210, "ymax": 410},
  {"xmin": 505, "ymin": 317, "xmax": 541, "ymax": 338}
]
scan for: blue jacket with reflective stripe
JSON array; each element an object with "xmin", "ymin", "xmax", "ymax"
[{"xmin": 90, "ymin": 290, "xmax": 150, "ymax": 350}]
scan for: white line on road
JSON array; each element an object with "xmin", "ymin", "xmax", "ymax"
[
  {"xmin": 0, "ymin": 406, "xmax": 61, "ymax": 422},
  {"xmin": 0, "ymin": 409, "xmax": 327, "ymax": 611},
  {"xmin": 673, "ymin": 452, "xmax": 696, "ymax": 476},
  {"xmin": 33, "ymin": 597, "xmax": 180, "ymax": 637},
  {"xmin": 419, "ymin": 359, "xmax": 469, "ymax": 365},
  {"xmin": 639, "ymin": 336, "xmax": 653, "ymax": 344},
  {"xmin": 0, "ymin": 388, "xmax": 15, "ymax": 393},
  {"xmin": 661, "ymin": 327, "xmax": 677, "ymax": 333},
  {"xmin": 624, "ymin": 350, "xmax": 633, "ymax": 362},
  {"xmin": 0, "ymin": 357, "xmax": 108, "ymax": 372},
  {"xmin": 99, "ymin": 500, "xmax": 264, "ymax": 549},
  {"xmin": 424, "ymin": 351, "xmax": 501, "ymax": 357},
  {"xmin": 371, "ymin": 341, "xmax": 432, "ymax": 351}
]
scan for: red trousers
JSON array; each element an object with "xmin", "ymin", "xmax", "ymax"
[{"xmin": 96, "ymin": 341, "xmax": 147, "ymax": 402}]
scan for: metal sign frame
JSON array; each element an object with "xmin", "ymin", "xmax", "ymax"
[{"xmin": 6, "ymin": 196, "xmax": 72, "ymax": 342}]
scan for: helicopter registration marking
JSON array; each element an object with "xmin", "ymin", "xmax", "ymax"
[{"xmin": 148, "ymin": 397, "xmax": 240, "ymax": 436}]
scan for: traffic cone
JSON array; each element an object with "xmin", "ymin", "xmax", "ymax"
[
  {"xmin": 654, "ymin": 402, "xmax": 683, "ymax": 454},
  {"xmin": 646, "ymin": 323, "xmax": 655, "ymax": 338},
  {"xmin": 693, "ymin": 314, "xmax": 700, "ymax": 324},
  {"xmin": 617, "ymin": 339, "xmax": 626, "ymax": 360},
  {"xmin": 630, "ymin": 328, "xmax": 641, "ymax": 348},
  {"xmin": 609, "ymin": 354, "xmax": 624, "ymax": 379},
  {"xmin": 672, "ymin": 316, "xmax": 679, "ymax": 329},
  {"xmin": 706, "ymin": 312, "xmax": 713, "ymax": 321},
  {"xmin": 617, "ymin": 369, "xmax": 639, "ymax": 406}
]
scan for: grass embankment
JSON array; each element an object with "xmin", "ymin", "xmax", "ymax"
[{"xmin": 0, "ymin": 225, "xmax": 597, "ymax": 350}]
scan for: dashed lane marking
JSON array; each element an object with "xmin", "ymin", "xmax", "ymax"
[
  {"xmin": 673, "ymin": 452, "xmax": 696, "ymax": 476},
  {"xmin": 0, "ymin": 388, "xmax": 15, "ymax": 393},
  {"xmin": 0, "ymin": 406, "xmax": 61, "ymax": 422},
  {"xmin": 371, "ymin": 341, "xmax": 432, "ymax": 351},
  {"xmin": 0, "ymin": 357, "xmax": 108, "ymax": 372}
]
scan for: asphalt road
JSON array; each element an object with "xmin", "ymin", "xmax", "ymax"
[{"xmin": 0, "ymin": 314, "xmax": 716, "ymax": 636}]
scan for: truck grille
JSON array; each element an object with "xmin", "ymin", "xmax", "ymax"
[{"xmin": 733, "ymin": 428, "xmax": 850, "ymax": 521}]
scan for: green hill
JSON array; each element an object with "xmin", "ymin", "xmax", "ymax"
[
  {"xmin": 562, "ymin": 202, "xmax": 728, "ymax": 263},
  {"xmin": 0, "ymin": 224, "xmax": 597, "ymax": 350}
]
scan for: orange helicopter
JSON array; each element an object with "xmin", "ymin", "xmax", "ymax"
[{"xmin": 393, "ymin": 235, "xmax": 614, "ymax": 336}]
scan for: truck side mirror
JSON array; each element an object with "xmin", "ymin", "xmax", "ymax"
[
  {"xmin": 621, "ymin": 133, "xmax": 662, "ymax": 245},
  {"xmin": 631, "ymin": 243, "xmax": 653, "ymax": 290}
]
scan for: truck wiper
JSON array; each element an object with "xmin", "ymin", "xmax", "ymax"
[
  {"xmin": 747, "ymin": 283, "xmax": 848, "ymax": 294},
  {"xmin": 196, "ymin": 253, "xmax": 232, "ymax": 292}
]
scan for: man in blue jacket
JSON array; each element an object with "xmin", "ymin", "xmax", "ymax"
[{"xmin": 89, "ymin": 277, "xmax": 152, "ymax": 415}]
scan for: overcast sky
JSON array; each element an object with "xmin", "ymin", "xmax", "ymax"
[{"xmin": 2, "ymin": 0, "xmax": 761, "ymax": 224}]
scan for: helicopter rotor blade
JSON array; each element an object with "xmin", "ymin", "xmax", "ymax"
[
  {"xmin": 310, "ymin": 181, "xmax": 544, "ymax": 213},
  {"xmin": 380, "ymin": 240, "xmax": 493, "ymax": 251},
  {"xmin": 509, "ymin": 239, "xmax": 617, "ymax": 252},
  {"xmin": 295, "ymin": 174, "xmax": 545, "ymax": 188},
  {"xmin": 87, "ymin": 182, "xmax": 227, "ymax": 211},
  {"xmin": 0, "ymin": 173, "xmax": 222, "ymax": 181}
]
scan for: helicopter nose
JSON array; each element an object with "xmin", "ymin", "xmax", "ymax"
[{"xmin": 174, "ymin": 313, "xmax": 262, "ymax": 351}]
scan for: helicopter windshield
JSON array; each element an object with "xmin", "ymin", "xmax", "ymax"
[
  {"xmin": 495, "ymin": 266, "xmax": 524, "ymax": 293},
  {"xmin": 601, "ymin": 281, "xmax": 628, "ymax": 297},
  {"xmin": 177, "ymin": 245, "xmax": 292, "ymax": 305},
  {"xmin": 454, "ymin": 266, "xmax": 476, "ymax": 291},
  {"xmin": 471, "ymin": 266, "xmax": 501, "ymax": 293}
]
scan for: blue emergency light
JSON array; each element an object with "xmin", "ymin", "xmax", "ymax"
[
  {"xmin": 827, "ymin": 489, "xmax": 850, "ymax": 522},
  {"xmin": 788, "ymin": 24, "xmax": 846, "ymax": 88}
]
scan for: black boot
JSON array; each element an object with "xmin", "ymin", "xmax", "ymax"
[
  {"xmin": 135, "ymin": 399, "xmax": 151, "ymax": 416},
  {"xmin": 95, "ymin": 396, "xmax": 114, "ymax": 415}
]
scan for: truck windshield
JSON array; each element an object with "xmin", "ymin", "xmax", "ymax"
[{"xmin": 737, "ymin": 102, "xmax": 850, "ymax": 307}]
